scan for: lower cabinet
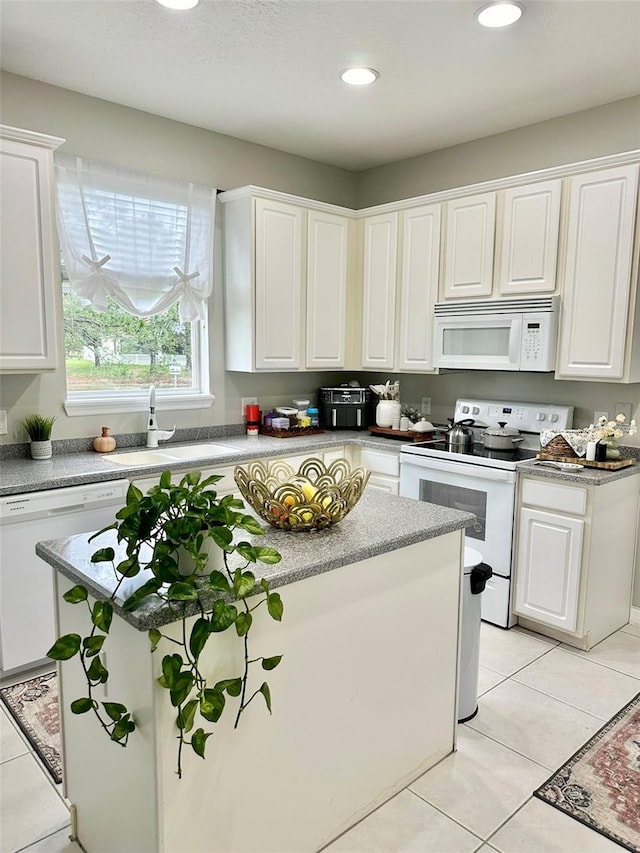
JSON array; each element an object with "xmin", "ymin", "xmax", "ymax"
[
  {"xmin": 514, "ymin": 474, "xmax": 640, "ymax": 649},
  {"xmin": 358, "ymin": 446, "xmax": 400, "ymax": 495}
]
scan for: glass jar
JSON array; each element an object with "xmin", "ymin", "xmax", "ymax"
[{"xmin": 308, "ymin": 407, "xmax": 319, "ymax": 428}]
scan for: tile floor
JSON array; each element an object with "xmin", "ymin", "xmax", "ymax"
[{"xmin": 1, "ymin": 618, "xmax": 639, "ymax": 853}]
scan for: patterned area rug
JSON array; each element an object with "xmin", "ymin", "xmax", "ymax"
[
  {"xmin": 534, "ymin": 691, "xmax": 640, "ymax": 852},
  {"xmin": 0, "ymin": 671, "xmax": 62, "ymax": 784}
]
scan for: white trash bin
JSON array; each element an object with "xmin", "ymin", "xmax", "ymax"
[{"xmin": 458, "ymin": 546, "xmax": 493, "ymax": 723}]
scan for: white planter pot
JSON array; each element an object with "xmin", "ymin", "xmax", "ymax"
[
  {"xmin": 177, "ymin": 536, "xmax": 227, "ymax": 577},
  {"xmin": 375, "ymin": 400, "xmax": 401, "ymax": 428},
  {"xmin": 30, "ymin": 440, "xmax": 52, "ymax": 460}
]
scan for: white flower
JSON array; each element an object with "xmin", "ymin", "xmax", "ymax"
[{"xmin": 591, "ymin": 412, "xmax": 636, "ymax": 441}]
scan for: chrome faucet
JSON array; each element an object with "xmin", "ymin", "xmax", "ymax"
[{"xmin": 146, "ymin": 384, "xmax": 176, "ymax": 448}]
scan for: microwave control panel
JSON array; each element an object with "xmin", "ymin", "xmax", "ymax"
[{"xmin": 519, "ymin": 311, "xmax": 558, "ymax": 371}]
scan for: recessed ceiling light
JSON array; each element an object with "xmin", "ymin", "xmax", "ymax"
[
  {"xmin": 156, "ymin": 0, "xmax": 199, "ymax": 9},
  {"xmin": 340, "ymin": 67, "xmax": 379, "ymax": 86},
  {"xmin": 476, "ymin": 2, "xmax": 523, "ymax": 27}
]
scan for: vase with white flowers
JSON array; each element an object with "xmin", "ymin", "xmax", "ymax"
[
  {"xmin": 369, "ymin": 381, "xmax": 401, "ymax": 428},
  {"xmin": 590, "ymin": 414, "xmax": 637, "ymax": 460}
]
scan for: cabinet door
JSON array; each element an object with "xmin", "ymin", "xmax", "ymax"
[
  {"xmin": 514, "ymin": 507, "xmax": 584, "ymax": 632},
  {"xmin": 0, "ymin": 131, "xmax": 63, "ymax": 371},
  {"xmin": 306, "ymin": 210, "xmax": 349, "ymax": 369},
  {"xmin": 367, "ymin": 474, "xmax": 399, "ymax": 495},
  {"xmin": 255, "ymin": 198, "xmax": 303, "ymax": 370},
  {"xmin": 443, "ymin": 192, "xmax": 495, "ymax": 299},
  {"xmin": 499, "ymin": 180, "xmax": 561, "ymax": 295},
  {"xmin": 361, "ymin": 212, "xmax": 398, "ymax": 369},
  {"xmin": 556, "ymin": 165, "xmax": 638, "ymax": 380},
  {"xmin": 398, "ymin": 204, "xmax": 441, "ymax": 372}
]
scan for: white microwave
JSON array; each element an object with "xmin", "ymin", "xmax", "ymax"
[{"xmin": 433, "ymin": 296, "xmax": 559, "ymax": 372}]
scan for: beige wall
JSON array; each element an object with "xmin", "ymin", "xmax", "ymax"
[{"xmin": 356, "ymin": 96, "xmax": 640, "ymax": 208}]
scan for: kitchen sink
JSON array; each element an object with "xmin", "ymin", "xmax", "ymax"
[{"xmin": 103, "ymin": 444, "xmax": 241, "ymax": 466}]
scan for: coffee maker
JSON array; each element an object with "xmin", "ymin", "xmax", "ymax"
[{"xmin": 319, "ymin": 386, "xmax": 372, "ymax": 430}]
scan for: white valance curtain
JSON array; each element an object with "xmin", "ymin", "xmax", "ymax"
[{"xmin": 55, "ymin": 156, "xmax": 216, "ymax": 323}]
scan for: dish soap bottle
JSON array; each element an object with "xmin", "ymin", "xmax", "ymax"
[{"xmin": 93, "ymin": 427, "xmax": 116, "ymax": 453}]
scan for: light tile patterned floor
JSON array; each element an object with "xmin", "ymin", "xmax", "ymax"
[{"xmin": 1, "ymin": 621, "xmax": 638, "ymax": 852}]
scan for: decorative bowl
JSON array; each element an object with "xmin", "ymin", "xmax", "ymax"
[{"xmin": 233, "ymin": 457, "xmax": 370, "ymax": 532}]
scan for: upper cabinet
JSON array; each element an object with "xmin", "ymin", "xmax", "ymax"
[
  {"xmin": 498, "ymin": 179, "xmax": 561, "ymax": 295},
  {"xmin": 556, "ymin": 164, "xmax": 639, "ymax": 382},
  {"xmin": 0, "ymin": 125, "xmax": 64, "ymax": 372},
  {"xmin": 361, "ymin": 212, "xmax": 398, "ymax": 370},
  {"xmin": 221, "ymin": 187, "xmax": 353, "ymax": 372},
  {"xmin": 443, "ymin": 192, "xmax": 496, "ymax": 299}
]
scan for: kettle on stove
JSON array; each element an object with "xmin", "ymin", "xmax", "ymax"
[{"xmin": 447, "ymin": 418, "xmax": 475, "ymax": 449}]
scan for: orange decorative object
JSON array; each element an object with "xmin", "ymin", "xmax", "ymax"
[{"xmin": 93, "ymin": 427, "xmax": 116, "ymax": 453}]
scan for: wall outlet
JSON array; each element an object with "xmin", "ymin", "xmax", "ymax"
[
  {"xmin": 594, "ymin": 410, "xmax": 609, "ymax": 424},
  {"xmin": 421, "ymin": 397, "xmax": 432, "ymax": 415},
  {"xmin": 614, "ymin": 402, "xmax": 632, "ymax": 422},
  {"xmin": 0, "ymin": 410, "xmax": 6, "ymax": 435},
  {"xmin": 241, "ymin": 397, "xmax": 258, "ymax": 417}
]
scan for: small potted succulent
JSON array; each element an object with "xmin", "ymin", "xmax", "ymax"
[{"xmin": 23, "ymin": 414, "xmax": 56, "ymax": 460}]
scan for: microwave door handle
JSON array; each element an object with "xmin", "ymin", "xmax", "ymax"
[{"xmin": 508, "ymin": 315, "xmax": 523, "ymax": 366}]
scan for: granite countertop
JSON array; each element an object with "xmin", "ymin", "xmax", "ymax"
[
  {"xmin": 517, "ymin": 456, "xmax": 640, "ymax": 485},
  {"xmin": 35, "ymin": 489, "xmax": 474, "ymax": 632},
  {"xmin": 0, "ymin": 432, "xmax": 403, "ymax": 496}
]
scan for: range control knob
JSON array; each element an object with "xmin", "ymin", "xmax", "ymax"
[
  {"xmin": 536, "ymin": 412, "xmax": 546, "ymax": 421},
  {"xmin": 461, "ymin": 405, "xmax": 469, "ymax": 414},
  {"xmin": 471, "ymin": 406, "xmax": 480, "ymax": 415},
  {"xmin": 549, "ymin": 413, "xmax": 559, "ymax": 422}
]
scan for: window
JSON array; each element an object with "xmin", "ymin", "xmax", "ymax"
[{"xmin": 55, "ymin": 156, "xmax": 216, "ymax": 413}]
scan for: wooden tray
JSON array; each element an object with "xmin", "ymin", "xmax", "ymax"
[
  {"xmin": 368, "ymin": 426, "xmax": 435, "ymax": 441},
  {"xmin": 536, "ymin": 453, "xmax": 636, "ymax": 470},
  {"xmin": 258, "ymin": 426, "xmax": 326, "ymax": 439}
]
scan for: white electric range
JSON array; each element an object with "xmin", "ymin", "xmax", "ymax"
[{"xmin": 399, "ymin": 399, "xmax": 574, "ymax": 627}]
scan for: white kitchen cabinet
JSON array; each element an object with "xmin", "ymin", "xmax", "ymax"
[
  {"xmin": 398, "ymin": 204, "xmax": 441, "ymax": 372},
  {"xmin": 358, "ymin": 446, "xmax": 400, "ymax": 495},
  {"xmin": 498, "ymin": 179, "xmax": 561, "ymax": 295},
  {"xmin": 306, "ymin": 210, "xmax": 349, "ymax": 369},
  {"xmin": 361, "ymin": 212, "xmax": 398, "ymax": 370},
  {"xmin": 221, "ymin": 187, "xmax": 354, "ymax": 372},
  {"xmin": 556, "ymin": 164, "xmax": 639, "ymax": 381},
  {"xmin": 514, "ymin": 473, "xmax": 640, "ymax": 649},
  {"xmin": 443, "ymin": 192, "xmax": 496, "ymax": 299},
  {"xmin": 0, "ymin": 125, "xmax": 64, "ymax": 372}
]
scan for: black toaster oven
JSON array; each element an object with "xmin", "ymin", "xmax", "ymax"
[{"xmin": 319, "ymin": 386, "xmax": 372, "ymax": 430}]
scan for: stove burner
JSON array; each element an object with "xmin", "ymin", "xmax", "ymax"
[{"xmin": 408, "ymin": 440, "xmax": 539, "ymax": 464}]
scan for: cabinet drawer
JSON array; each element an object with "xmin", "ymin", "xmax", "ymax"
[
  {"xmin": 367, "ymin": 474, "xmax": 399, "ymax": 495},
  {"xmin": 360, "ymin": 448, "xmax": 400, "ymax": 477},
  {"xmin": 521, "ymin": 478, "xmax": 587, "ymax": 515}
]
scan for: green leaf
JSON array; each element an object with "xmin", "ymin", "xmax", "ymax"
[
  {"xmin": 126, "ymin": 482, "xmax": 143, "ymax": 503},
  {"xmin": 215, "ymin": 678, "xmax": 242, "ymax": 697},
  {"xmin": 123, "ymin": 578, "xmax": 163, "ymax": 611},
  {"xmin": 259, "ymin": 682, "xmax": 272, "ymax": 713},
  {"xmin": 235, "ymin": 611, "xmax": 253, "ymax": 637},
  {"xmin": 177, "ymin": 699, "xmax": 198, "ymax": 732},
  {"xmin": 209, "ymin": 600, "xmax": 237, "ymax": 633},
  {"xmin": 191, "ymin": 728, "xmax": 212, "ymax": 758},
  {"xmin": 148, "ymin": 628, "xmax": 162, "ymax": 652},
  {"xmin": 47, "ymin": 633, "xmax": 81, "ymax": 660},
  {"xmin": 91, "ymin": 547, "xmax": 115, "ymax": 564},
  {"xmin": 207, "ymin": 570, "xmax": 231, "ymax": 593},
  {"xmin": 233, "ymin": 569, "xmax": 255, "ymax": 599},
  {"xmin": 262, "ymin": 655, "xmax": 282, "ymax": 671},
  {"xmin": 166, "ymin": 582, "xmax": 198, "ymax": 602},
  {"xmin": 102, "ymin": 702, "xmax": 127, "ymax": 722},
  {"xmin": 115, "ymin": 557, "xmax": 140, "ymax": 578},
  {"xmin": 254, "ymin": 547, "xmax": 282, "ymax": 565},
  {"xmin": 63, "ymin": 585, "xmax": 88, "ymax": 604},
  {"xmin": 111, "ymin": 714, "xmax": 135, "ymax": 742},
  {"xmin": 235, "ymin": 542, "xmax": 257, "ymax": 563},
  {"xmin": 189, "ymin": 618, "xmax": 210, "ymax": 660},
  {"xmin": 161, "ymin": 654, "xmax": 183, "ymax": 688},
  {"xmin": 91, "ymin": 601, "xmax": 113, "ymax": 632},
  {"xmin": 210, "ymin": 526, "xmax": 233, "ymax": 550},
  {"xmin": 238, "ymin": 516, "xmax": 265, "ymax": 536},
  {"xmin": 200, "ymin": 688, "xmax": 225, "ymax": 723},
  {"xmin": 70, "ymin": 697, "xmax": 96, "ymax": 714},
  {"xmin": 87, "ymin": 655, "xmax": 109, "ymax": 684},
  {"xmin": 170, "ymin": 673, "xmax": 194, "ymax": 707},
  {"xmin": 267, "ymin": 592, "xmax": 283, "ymax": 622},
  {"xmin": 159, "ymin": 470, "xmax": 172, "ymax": 489},
  {"xmin": 89, "ymin": 522, "xmax": 117, "ymax": 542},
  {"xmin": 82, "ymin": 635, "xmax": 105, "ymax": 657}
]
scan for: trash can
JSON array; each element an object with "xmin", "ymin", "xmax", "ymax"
[{"xmin": 458, "ymin": 547, "xmax": 493, "ymax": 723}]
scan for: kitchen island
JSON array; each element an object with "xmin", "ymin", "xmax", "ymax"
[{"xmin": 37, "ymin": 489, "xmax": 473, "ymax": 853}]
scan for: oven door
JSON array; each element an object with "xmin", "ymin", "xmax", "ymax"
[
  {"xmin": 433, "ymin": 312, "xmax": 522, "ymax": 371},
  {"xmin": 400, "ymin": 454, "xmax": 517, "ymax": 627}
]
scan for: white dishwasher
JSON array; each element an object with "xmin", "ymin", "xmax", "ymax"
[{"xmin": 0, "ymin": 479, "xmax": 129, "ymax": 675}]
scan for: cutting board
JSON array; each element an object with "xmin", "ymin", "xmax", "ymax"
[
  {"xmin": 368, "ymin": 426, "xmax": 435, "ymax": 441},
  {"xmin": 536, "ymin": 453, "xmax": 636, "ymax": 470}
]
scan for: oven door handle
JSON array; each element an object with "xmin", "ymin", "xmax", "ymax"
[{"xmin": 400, "ymin": 455, "xmax": 515, "ymax": 483}]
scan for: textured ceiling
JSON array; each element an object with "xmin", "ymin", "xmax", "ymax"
[{"xmin": 1, "ymin": 0, "xmax": 639, "ymax": 170}]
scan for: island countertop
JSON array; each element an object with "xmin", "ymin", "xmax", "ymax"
[{"xmin": 36, "ymin": 489, "xmax": 474, "ymax": 632}]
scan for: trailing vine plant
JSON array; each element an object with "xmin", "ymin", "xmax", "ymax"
[{"xmin": 47, "ymin": 471, "xmax": 284, "ymax": 778}]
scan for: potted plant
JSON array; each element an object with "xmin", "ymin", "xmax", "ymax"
[
  {"xmin": 47, "ymin": 470, "xmax": 284, "ymax": 778},
  {"xmin": 23, "ymin": 414, "xmax": 56, "ymax": 459}
]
